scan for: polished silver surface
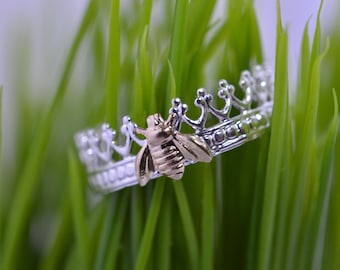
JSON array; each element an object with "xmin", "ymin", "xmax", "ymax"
[{"xmin": 74, "ymin": 64, "xmax": 274, "ymax": 193}]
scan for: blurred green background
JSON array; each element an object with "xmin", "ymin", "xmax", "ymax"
[{"xmin": 1, "ymin": 0, "xmax": 340, "ymax": 269}]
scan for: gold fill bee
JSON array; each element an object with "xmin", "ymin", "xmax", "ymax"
[{"xmin": 135, "ymin": 113, "xmax": 213, "ymax": 186}]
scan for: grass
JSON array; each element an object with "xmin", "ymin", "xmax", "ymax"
[{"xmin": 1, "ymin": 0, "xmax": 339, "ymax": 269}]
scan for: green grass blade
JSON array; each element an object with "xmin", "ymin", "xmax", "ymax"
[
  {"xmin": 225, "ymin": 0, "xmax": 262, "ymax": 70},
  {"xmin": 103, "ymin": 191, "xmax": 129, "ymax": 270},
  {"xmin": 246, "ymin": 2, "xmax": 263, "ymax": 63},
  {"xmin": 310, "ymin": 0, "xmax": 324, "ymax": 67},
  {"xmin": 286, "ymin": 41, "xmax": 329, "ymax": 270},
  {"xmin": 167, "ymin": 60, "xmax": 177, "ymax": 103},
  {"xmin": 173, "ymin": 182, "xmax": 199, "ymax": 270},
  {"xmin": 68, "ymin": 150, "xmax": 90, "ymax": 269},
  {"xmin": 184, "ymin": 0, "xmax": 216, "ymax": 84},
  {"xmin": 133, "ymin": 62, "xmax": 145, "ymax": 118},
  {"xmin": 130, "ymin": 189, "xmax": 144, "ymax": 266},
  {"xmin": 246, "ymin": 136, "xmax": 269, "ymax": 270},
  {"xmin": 93, "ymin": 197, "xmax": 116, "ymax": 270},
  {"xmin": 167, "ymin": 0, "xmax": 188, "ymax": 99},
  {"xmin": 201, "ymin": 164, "xmax": 214, "ymax": 270},
  {"xmin": 271, "ymin": 110, "xmax": 293, "ymax": 270},
  {"xmin": 310, "ymin": 89, "xmax": 338, "ymax": 270},
  {"xmin": 187, "ymin": 0, "xmax": 216, "ymax": 51},
  {"xmin": 275, "ymin": 0, "xmax": 283, "ymax": 53},
  {"xmin": 294, "ymin": 21, "xmax": 310, "ymax": 132},
  {"xmin": 141, "ymin": 0, "xmax": 153, "ymax": 28},
  {"xmin": 132, "ymin": 26, "xmax": 157, "ymax": 118},
  {"xmin": 257, "ymin": 5, "xmax": 289, "ymax": 267},
  {"xmin": 2, "ymin": 1, "xmax": 98, "ymax": 269},
  {"xmin": 39, "ymin": 196, "xmax": 73, "ymax": 270},
  {"xmin": 138, "ymin": 27, "xmax": 154, "ymax": 112},
  {"xmin": 134, "ymin": 181, "xmax": 165, "ymax": 270},
  {"xmin": 155, "ymin": 185, "xmax": 172, "ymax": 270},
  {"xmin": 87, "ymin": 199, "xmax": 109, "ymax": 267},
  {"xmin": 295, "ymin": 0, "xmax": 323, "ymax": 145},
  {"xmin": 105, "ymin": 0, "xmax": 120, "ymax": 126}
]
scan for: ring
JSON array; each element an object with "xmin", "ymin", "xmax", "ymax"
[{"xmin": 74, "ymin": 64, "xmax": 273, "ymax": 193}]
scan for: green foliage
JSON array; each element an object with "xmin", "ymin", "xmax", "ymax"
[{"xmin": 1, "ymin": 0, "xmax": 339, "ymax": 269}]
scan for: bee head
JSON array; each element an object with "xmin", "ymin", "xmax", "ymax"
[{"xmin": 145, "ymin": 113, "xmax": 174, "ymax": 143}]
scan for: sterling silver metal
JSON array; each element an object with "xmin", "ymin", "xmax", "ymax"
[{"xmin": 75, "ymin": 65, "xmax": 273, "ymax": 193}]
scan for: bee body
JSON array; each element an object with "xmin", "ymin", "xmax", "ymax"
[
  {"xmin": 135, "ymin": 113, "xmax": 212, "ymax": 186},
  {"xmin": 151, "ymin": 140, "xmax": 185, "ymax": 180}
]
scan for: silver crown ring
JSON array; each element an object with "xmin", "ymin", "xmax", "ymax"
[{"xmin": 74, "ymin": 65, "xmax": 274, "ymax": 193}]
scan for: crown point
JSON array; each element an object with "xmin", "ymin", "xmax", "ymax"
[
  {"xmin": 122, "ymin": 116, "xmax": 130, "ymax": 124},
  {"xmin": 205, "ymin": 93, "xmax": 213, "ymax": 102},
  {"xmin": 182, "ymin": 103, "xmax": 188, "ymax": 113},
  {"xmin": 197, "ymin": 88, "xmax": 206, "ymax": 97},
  {"xmin": 173, "ymin": 97, "xmax": 181, "ymax": 106},
  {"xmin": 217, "ymin": 88, "xmax": 227, "ymax": 98},
  {"xmin": 219, "ymin": 79, "xmax": 228, "ymax": 88},
  {"xmin": 227, "ymin": 84, "xmax": 235, "ymax": 93}
]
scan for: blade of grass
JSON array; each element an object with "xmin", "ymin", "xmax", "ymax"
[
  {"xmin": 138, "ymin": 27, "xmax": 154, "ymax": 112},
  {"xmin": 310, "ymin": 0, "xmax": 324, "ymax": 68},
  {"xmin": 294, "ymin": 0, "xmax": 322, "ymax": 148},
  {"xmin": 133, "ymin": 63, "xmax": 145, "ymax": 118},
  {"xmin": 130, "ymin": 188, "xmax": 145, "ymax": 266},
  {"xmin": 2, "ymin": 1, "xmax": 98, "ymax": 269},
  {"xmin": 87, "ymin": 197, "xmax": 109, "ymax": 267},
  {"xmin": 246, "ymin": 135, "xmax": 269, "ymax": 270},
  {"xmin": 201, "ymin": 164, "xmax": 214, "ymax": 270},
  {"xmin": 286, "ymin": 41, "xmax": 329, "ymax": 270},
  {"xmin": 132, "ymin": 26, "xmax": 157, "ymax": 119},
  {"xmin": 167, "ymin": 0, "xmax": 188, "ymax": 99},
  {"xmin": 271, "ymin": 109, "xmax": 293, "ymax": 270},
  {"xmin": 105, "ymin": 0, "xmax": 120, "ymax": 126},
  {"xmin": 246, "ymin": 2, "xmax": 263, "ymax": 63},
  {"xmin": 173, "ymin": 182, "xmax": 199, "ymax": 270},
  {"xmin": 201, "ymin": 23, "xmax": 228, "ymax": 65},
  {"xmin": 134, "ymin": 181, "xmax": 165, "ymax": 270},
  {"xmin": 225, "ymin": 0, "xmax": 262, "ymax": 71},
  {"xmin": 93, "ymin": 196, "xmax": 116, "ymax": 270},
  {"xmin": 167, "ymin": 60, "xmax": 177, "ymax": 103},
  {"xmin": 141, "ymin": 0, "xmax": 153, "ymax": 29},
  {"xmin": 155, "ymin": 184, "xmax": 172, "ymax": 270},
  {"xmin": 187, "ymin": 0, "xmax": 216, "ymax": 51},
  {"xmin": 294, "ymin": 21, "xmax": 310, "ymax": 132},
  {"xmin": 39, "ymin": 194, "xmax": 73, "ymax": 270},
  {"xmin": 257, "ymin": 1, "xmax": 289, "ymax": 267},
  {"xmin": 310, "ymin": 89, "xmax": 338, "ymax": 270},
  {"xmin": 296, "ymin": 41, "xmax": 331, "ymax": 270},
  {"xmin": 103, "ymin": 191, "xmax": 129, "ymax": 270},
  {"xmin": 184, "ymin": 0, "xmax": 217, "ymax": 86},
  {"xmin": 68, "ymin": 150, "xmax": 90, "ymax": 269}
]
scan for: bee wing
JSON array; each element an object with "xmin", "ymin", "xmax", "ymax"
[
  {"xmin": 173, "ymin": 133, "xmax": 212, "ymax": 163},
  {"xmin": 135, "ymin": 144, "xmax": 155, "ymax": 186}
]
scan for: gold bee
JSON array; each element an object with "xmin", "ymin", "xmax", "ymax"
[{"xmin": 135, "ymin": 113, "xmax": 213, "ymax": 186}]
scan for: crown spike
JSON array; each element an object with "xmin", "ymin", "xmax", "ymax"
[
  {"xmin": 179, "ymin": 88, "xmax": 209, "ymax": 131},
  {"xmin": 205, "ymin": 79, "xmax": 233, "ymax": 120},
  {"xmin": 169, "ymin": 98, "xmax": 184, "ymax": 130}
]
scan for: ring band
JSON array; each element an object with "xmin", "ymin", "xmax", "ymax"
[{"xmin": 74, "ymin": 64, "xmax": 273, "ymax": 193}]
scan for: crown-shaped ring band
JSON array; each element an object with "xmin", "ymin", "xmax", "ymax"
[{"xmin": 74, "ymin": 64, "xmax": 273, "ymax": 193}]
